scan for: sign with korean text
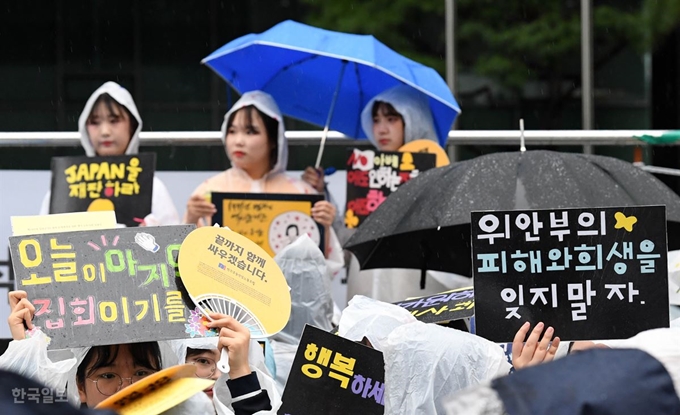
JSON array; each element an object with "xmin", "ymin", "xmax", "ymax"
[
  {"xmin": 472, "ymin": 206, "xmax": 669, "ymax": 342},
  {"xmin": 345, "ymin": 148, "xmax": 436, "ymax": 229},
  {"xmin": 8, "ymin": 225, "xmax": 212, "ymax": 349},
  {"xmin": 49, "ymin": 153, "xmax": 155, "ymax": 227},
  {"xmin": 212, "ymin": 192, "xmax": 324, "ymax": 257},
  {"xmin": 393, "ymin": 286, "xmax": 474, "ymax": 324},
  {"xmin": 279, "ymin": 325, "xmax": 385, "ymax": 415}
]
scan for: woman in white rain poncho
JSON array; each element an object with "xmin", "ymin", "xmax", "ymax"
[
  {"xmin": 269, "ymin": 235, "xmax": 336, "ymax": 392},
  {"xmin": 0, "ymin": 291, "xmax": 277, "ymax": 414},
  {"xmin": 338, "ymin": 296, "xmax": 511, "ymax": 415},
  {"xmin": 39, "ymin": 81, "xmax": 180, "ymax": 226},
  {"xmin": 339, "ymin": 85, "xmax": 470, "ymax": 303},
  {"xmin": 183, "ymin": 91, "xmax": 343, "ymax": 276},
  {"xmin": 169, "ymin": 335, "xmax": 282, "ymax": 415}
]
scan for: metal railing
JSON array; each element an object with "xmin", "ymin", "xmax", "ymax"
[
  {"xmin": 0, "ymin": 130, "xmax": 676, "ymax": 147},
  {"xmin": 1, "ymin": 130, "xmax": 679, "ymax": 175}
]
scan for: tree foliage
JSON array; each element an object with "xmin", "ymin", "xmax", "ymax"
[{"xmin": 300, "ymin": 0, "xmax": 680, "ymax": 96}]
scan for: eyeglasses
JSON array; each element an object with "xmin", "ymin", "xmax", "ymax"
[
  {"xmin": 187, "ymin": 356, "xmax": 217, "ymax": 379},
  {"xmin": 87, "ymin": 370, "xmax": 156, "ymax": 396}
]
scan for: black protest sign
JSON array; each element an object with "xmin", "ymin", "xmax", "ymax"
[
  {"xmin": 279, "ymin": 325, "xmax": 385, "ymax": 415},
  {"xmin": 212, "ymin": 192, "xmax": 325, "ymax": 257},
  {"xmin": 8, "ymin": 225, "xmax": 216, "ymax": 349},
  {"xmin": 49, "ymin": 153, "xmax": 155, "ymax": 227},
  {"xmin": 472, "ymin": 206, "xmax": 669, "ymax": 342},
  {"xmin": 345, "ymin": 148, "xmax": 436, "ymax": 229},
  {"xmin": 393, "ymin": 287, "xmax": 474, "ymax": 324}
]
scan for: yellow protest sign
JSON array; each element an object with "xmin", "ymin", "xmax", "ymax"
[
  {"xmin": 211, "ymin": 192, "xmax": 324, "ymax": 257},
  {"xmin": 96, "ymin": 364, "xmax": 214, "ymax": 415},
  {"xmin": 178, "ymin": 226, "xmax": 292, "ymax": 338},
  {"xmin": 399, "ymin": 139, "xmax": 450, "ymax": 167},
  {"xmin": 10, "ymin": 211, "xmax": 118, "ymax": 236}
]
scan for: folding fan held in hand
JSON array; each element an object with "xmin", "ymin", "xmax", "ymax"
[{"xmin": 178, "ymin": 226, "xmax": 291, "ymax": 374}]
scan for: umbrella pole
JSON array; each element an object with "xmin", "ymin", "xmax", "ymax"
[{"xmin": 315, "ymin": 60, "xmax": 348, "ymax": 169}]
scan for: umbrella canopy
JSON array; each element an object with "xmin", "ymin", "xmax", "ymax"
[
  {"xmin": 202, "ymin": 20, "xmax": 460, "ymax": 144},
  {"xmin": 345, "ymin": 150, "xmax": 680, "ymax": 276}
]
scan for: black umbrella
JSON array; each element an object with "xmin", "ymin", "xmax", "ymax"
[{"xmin": 344, "ymin": 150, "xmax": 680, "ymax": 278}]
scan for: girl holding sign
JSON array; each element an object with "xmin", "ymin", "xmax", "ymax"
[
  {"xmin": 183, "ymin": 91, "xmax": 343, "ymax": 275},
  {"xmin": 1, "ymin": 291, "xmax": 278, "ymax": 414},
  {"xmin": 305, "ymin": 85, "xmax": 467, "ymax": 303},
  {"xmin": 301, "ymin": 83, "xmax": 442, "ymax": 192},
  {"xmin": 361, "ymin": 84, "xmax": 440, "ymax": 152},
  {"xmin": 39, "ymin": 81, "xmax": 180, "ymax": 227}
]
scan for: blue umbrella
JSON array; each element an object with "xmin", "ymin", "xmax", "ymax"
[{"xmin": 202, "ymin": 20, "xmax": 461, "ymax": 166}]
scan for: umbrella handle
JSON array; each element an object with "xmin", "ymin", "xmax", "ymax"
[
  {"xmin": 315, "ymin": 60, "xmax": 348, "ymax": 168},
  {"xmin": 315, "ymin": 128, "xmax": 330, "ymax": 169}
]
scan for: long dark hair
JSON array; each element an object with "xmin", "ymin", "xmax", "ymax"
[
  {"xmin": 87, "ymin": 93, "xmax": 139, "ymax": 138},
  {"xmin": 76, "ymin": 342, "xmax": 162, "ymax": 389},
  {"xmin": 227, "ymin": 105, "xmax": 279, "ymax": 171}
]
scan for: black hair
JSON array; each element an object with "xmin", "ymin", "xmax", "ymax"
[
  {"xmin": 226, "ymin": 105, "xmax": 279, "ymax": 171},
  {"xmin": 185, "ymin": 347, "xmax": 212, "ymax": 360},
  {"xmin": 87, "ymin": 93, "xmax": 139, "ymax": 139},
  {"xmin": 286, "ymin": 224, "xmax": 299, "ymax": 237},
  {"xmin": 76, "ymin": 342, "xmax": 162, "ymax": 390},
  {"xmin": 371, "ymin": 100, "xmax": 403, "ymax": 121}
]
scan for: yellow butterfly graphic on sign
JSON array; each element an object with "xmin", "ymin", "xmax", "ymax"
[{"xmin": 614, "ymin": 212, "xmax": 637, "ymax": 232}]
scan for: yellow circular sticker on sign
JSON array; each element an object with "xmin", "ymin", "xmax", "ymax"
[
  {"xmin": 399, "ymin": 139, "xmax": 450, "ymax": 167},
  {"xmin": 178, "ymin": 226, "xmax": 291, "ymax": 338}
]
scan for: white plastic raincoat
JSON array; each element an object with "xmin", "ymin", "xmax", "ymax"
[
  {"xmin": 360, "ymin": 84, "xmax": 438, "ymax": 146},
  {"xmin": 338, "ymin": 296, "xmax": 511, "ymax": 415},
  {"xmin": 39, "ymin": 81, "xmax": 180, "ymax": 226},
  {"xmin": 347, "ymin": 85, "xmax": 469, "ymax": 303},
  {"xmin": 183, "ymin": 91, "xmax": 343, "ymax": 276},
  {"xmin": 269, "ymin": 235, "xmax": 335, "ymax": 392},
  {"xmin": 0, "ymin": 331, "xmax": 215, "ymax": 414},
  {"xmin": 168, "ymin": 337, "xmax": 282, "ymax": 415}
]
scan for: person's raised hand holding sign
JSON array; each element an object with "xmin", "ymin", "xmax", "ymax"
[
  {"xmin": 512, "ymin": 321, "xmax": 561, "ymax": 370},
  {"xmin": 7, "ymin": 290, "xmax": 35, "ymax": 341}
]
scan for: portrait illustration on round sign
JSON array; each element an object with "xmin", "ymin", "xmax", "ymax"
[{"xmin": 268, "ymin": 211, "xmax": 320, "ymax": 253}]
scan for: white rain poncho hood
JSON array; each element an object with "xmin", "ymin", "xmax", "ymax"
[
  {"xmin": 78, "ymin": 81, "xmax": 142, "ymax": 157},
  {"xmin": 338, "ymin": 295, "xmax": 416, "ymax": 350},
  {"xmin": 168, "ymin": 337, "xmax": 270, "ymax": 378},
  {"xmin": 668, "ymin": 250, "xmax": 680, "ymax": 306},
  {"xmin": 337, "ymin": 296, "xmax": 511, "ymax": 415},
  {"xmin": 273, "ymin": 235, "xmax": 334, "ymax": 343},
  {"xmin": 220, "ymin": 90, "xmax": 288, "ymax": 176},
  {"xmin": 168, "ymin": 336, "xmax": 282, "ymax": 415},
  {"xmin": 0, "ymin": 332, "xmax": 180, "ymax": 407},
  {"xmin": 383, "ymin": 323, "xmax": 511, "ymax": 415},
  {"xmin": 361, "ymin": 84, "xmax": 438, "ymax": 146},
  {"xmin": 269, "ymin": 235, "xmax": 334, "ymax": 392}
]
